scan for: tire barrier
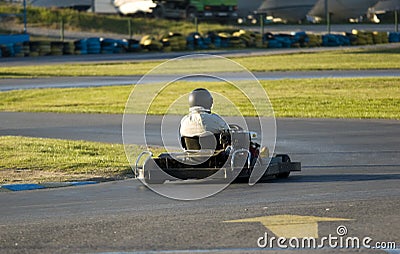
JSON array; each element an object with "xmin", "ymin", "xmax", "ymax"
[
  {"xmin": 264, "ymin": 33, "xmax": 294, "ymax": 48},
  {"xmin": 186, "ymin": 32, "xmax": 211, "ymax": 50},
  {"xmin": 125, "ymin": 39, "xmax": 141, "ymax": 52},
  {"xmin": 74, "ymin": 39, "xmax": 88, "ymax": 55},
  {"xmin": 389, "ymin": 32, "xmax": 400, "ymax": 43},
  {"xmin": 0, "ymin": 43, "xmax": 15, "ymax": 57},
  {"xmin": 322, "ymin": 34, "xmax": 350, "ymax": 47},
  {"xmin": 87, "ymin": 37, "xmax": 101, "ymax": 54},
  {"xmin": 0, "ymin": 30, "xmax": 399, "ymax": 58},
  {"xmin": 160, "ymin": 32, "xmax": 187, "ymax": 52},
  {"xmin": 63, "ymin": 42, "xmax": 74, "ymax": 55},
  {"xmin": 50, "ymin": 41, "xmax": 64, "ymax": 56},
  {"xmin": 140, "ymin": 35, "xmax": 162, "ymax": 51}
]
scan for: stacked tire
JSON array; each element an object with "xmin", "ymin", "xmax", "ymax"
[
  {"xmin": 372, "ymin": 31, "xmax": 388, "ymax": 44},
  {"xmin": 0, "ymin": 44, "xmax": 15, "ymax": 57},
  {"xmin": 13, "ymin": 43, "xmax": 24, "ymax": 57},
  {"xmin": 74, "ymin": 39, "xmax": 88, "ymax": 55},
  {"xmin": 87, "ymin": 38, "xmax": 101, "ymax": 54},
  {"xmin": 161, "ymin": 32, "xmax": 186, "ymax": 51},
  {"xmin": 101, "ymin": 38, "xmax": 116, "ymax": 54},
  {"xmin": 351, "ymin": 30, "xmax": 374, "ymax": 45},
  {"xmin": 125, "ymin": 39, "xmax": 141, "ymax": 52},
  {"xmin": 322, "ymin": 34, "xmax": 350, "ymax": 46},
  {"xmin": 63, "ymin": 42, "xmax": 74, "ymax": 55},
  {"xmin": 22, "ymin": 42, "xmax": 30, "ymax": 56},
  {"xmin": 38, "ymin": 41, "xmax": 51, "ymax": 56},
  {"xmin": 232, "ymin": 30, "xmax": 260, "ymax": 48},
  {"xmin": 50, "ymin": 42, "xmax": 64, "ymax": 56},
  {"xmin": 113, "ymin": 40, "xmax": 128, "ymax": 54},
  {"xmin": 187, "ymin": 32, "xmax": 209, "ymax": 50},
  {"xmin": 264, "ymin": 33, "xmax": 293, "ymax": 48},
  {"xmin": 293, "ymin": 32, "xmax": 309, "ymax": 47},
  {"xmin": 29, "ymin": 41, "xmax": 40, "ymax": 57},
  {"xmin": 389, "ymin": 32, "xmax": 400, "ymax": 43},
  {"xmin": 140, "ymin": 35, "xmax": 162, "ymax": 51},
  {"xmin": 306, "ymin": 33, "xmax": 322, "ymax": 47},
  {"xmin": 216, "ymin": 32, "xmax": 230, "ymax": 48}
]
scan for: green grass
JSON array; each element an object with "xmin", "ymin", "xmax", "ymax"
[
  {"xmin": 0, "ymin": 3, "xmax": 230, "ymax": 37},
  {"xmin": 0, "ymin": 62, "xmax": 159, "ymax": 78},
  {"xmin": 0, "ymin": 136, "xmax": 164, "ymax": 184},
  {"xmin": 1, "ymin": 78, "xmax": 399, "ymax": 119},
  {"xmin": 236, "ymin": 47, "xmax": 400, "ymax": 72},
  {"xmin": 1, "ymin": 48, "xmax": 400, "ymax": 78}
]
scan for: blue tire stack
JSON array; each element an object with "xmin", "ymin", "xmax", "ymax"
[
  {"xmin": 0, "ymin": 44, "xmax": 15, "ymax": 57},
  {"xmin": 100, "ymin": 38, "xmax": 116, "ymax": 54},
  {"xmin": 115, "ymin": 40, "xmax": 128, "ymax": 53},
  {"xmin": 87, "ymin": 37, "xmax": 101, "ymax": 54},
  {"xmin": 388, "ymin": 32, "xmax": 400, "ymax": 43},
  {"xmin": 74, "ymin": 39, "xmax": 87, "ymax": 55},
  {"xmin": 14, "ymin": 43, "xmax": 24, "ymax": 57},
  {"xmin": 322, "ymin": 34, "xmax": 350, "ymax": 46},
  {"xmin": 187, "ymin": 32, "xmax": 208, "ymax": 50},
  {"xmin": 125, "ymin": 39, "xmax": 141, "ymax": 52},
  {"xmin": 293, "ymin": 32, "xmax": 309, "ymax": 47}
]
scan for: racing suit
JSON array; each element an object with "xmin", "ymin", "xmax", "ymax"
[{"xmin": 180, "ymin": 106, "xmax": 230, "ymax": 138}]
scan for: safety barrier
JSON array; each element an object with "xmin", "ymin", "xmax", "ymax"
[
  {"xmin": 0, "ymin": 30, "xmax": 399, "ymax": 58},
  {"xmin": 389, "ymin": 32, "xmax": 400, "ymax": 43}
]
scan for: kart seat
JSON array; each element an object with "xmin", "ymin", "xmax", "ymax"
[{"xmin": 181, "ymin": 131, "xmax": 231, "ymax": 151}]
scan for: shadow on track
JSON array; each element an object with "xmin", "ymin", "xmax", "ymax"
[{"xmin": 263, "ymin": 173, "xmax": 400, "ymax": 183}]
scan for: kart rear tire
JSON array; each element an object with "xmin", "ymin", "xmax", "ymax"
[
  {"xmin": 276, "ymin": 172, "xmax": 290, "ymax": 179},
  {"xmin": 275, "ymin": 154, "xmax": 291, "ymax": 179}
]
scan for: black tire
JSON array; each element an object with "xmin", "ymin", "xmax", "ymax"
[
  {"xmin": 275, "ymin": 154, "xmax": 291, "ymax": 179},
  {"xmin": 276, "ymin": 171, "xmax": 290, "ymax": 179}
]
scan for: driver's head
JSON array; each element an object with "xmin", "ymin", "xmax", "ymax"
[{"xmin": 188, "ymin": 88, "xmax": 213, "ymax": 110}]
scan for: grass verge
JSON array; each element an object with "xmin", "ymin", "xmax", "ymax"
[
  {"xmin": 0, "ymin": 78, "xmax": 399, "ymax": 119},
  {"xmin": 0, "ymin": 136, "xmax": 165, "ymax": 184},
  {"xmin": 1, "ymin": 47, "xmax": 400, "ymax": 78}
]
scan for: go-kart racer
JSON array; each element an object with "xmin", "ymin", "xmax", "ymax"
[{"xmin": 179, "ymin": 88, "xmax": 230, "ymax": 150}]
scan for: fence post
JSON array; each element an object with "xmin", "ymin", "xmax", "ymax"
[
  {"xmin": 128, "ymin": 19, "xmax": 133, "ymax": 39},
  {"xmin": 60, "ymin": 18, "xmax": 65, "ymax": 42},
  {"xmin": 23, "ymin": 0, "xmax": 27, "ymax": 33},
  {"xmin": 325, "ymin": 0, "xmax": 331, "ymax": 34},
  {"xmin": 260, "ymin": 14, "xmax": 264, "ymax": 44}
]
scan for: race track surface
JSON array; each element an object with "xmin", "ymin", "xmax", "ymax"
[
  {"xmin": 2, "ymin": 69, "xmax": 400, "ymax": 91},
  {"xmin": 0, "ymin": 113, "xmax": 399, "ymax": 253}
]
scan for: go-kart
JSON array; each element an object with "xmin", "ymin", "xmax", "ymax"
[{"xmin": 134, "ymin": 124, "xmax": 301, "ymax": 184}]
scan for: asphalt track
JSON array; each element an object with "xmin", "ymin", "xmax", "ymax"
[
  {"xmin": 0, "ymin": 112, "xmax": 399, "ymax": 253},
  {"xmin": 2, "ymin": 69, "xmax": 400, "ymax": 91}
]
